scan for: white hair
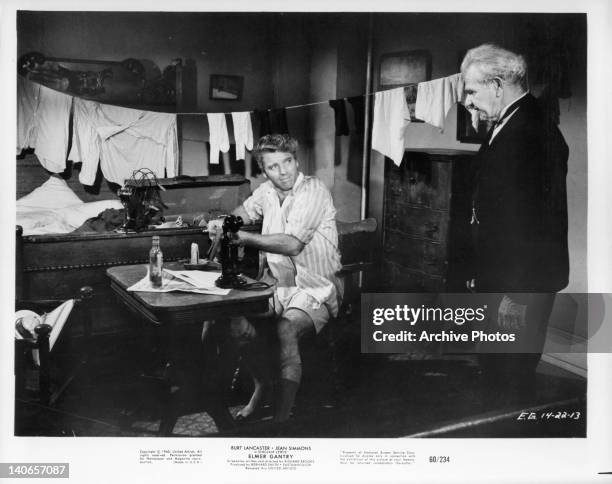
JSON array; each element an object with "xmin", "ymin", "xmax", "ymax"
[{"xmin": 461, "ymin": 44, "xmax": 528, "ymax": 90}]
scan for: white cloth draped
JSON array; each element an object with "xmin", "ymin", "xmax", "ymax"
[{"xmin": 69, "ymin": 99, "xmax": 178, "ymax": 185}]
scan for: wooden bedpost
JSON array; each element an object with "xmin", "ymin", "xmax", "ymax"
[{"xmin": 16, "ymin": 225, "xmax": 24, "ymax": 302}]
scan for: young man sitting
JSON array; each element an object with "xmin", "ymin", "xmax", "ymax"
[{"xmin": 208, "ymin": 134, "xmax": 342, "ymax": 423}]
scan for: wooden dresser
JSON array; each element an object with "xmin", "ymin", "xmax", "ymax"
[{"xmin": 382, "ymin": 149, "xmax": 475, "ymax": 292}]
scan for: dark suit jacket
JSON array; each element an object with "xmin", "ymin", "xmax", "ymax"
[{"xmin": 472, "ymin": 93, "xmax": 569, "ymax": 292}]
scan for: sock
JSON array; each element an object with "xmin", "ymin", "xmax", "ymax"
[{"xmin": 274, "ymin": 378, "xmax": 300, "ymax": 422}]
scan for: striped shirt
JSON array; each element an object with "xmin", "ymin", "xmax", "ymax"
[{"xmin": 243, "ymin": 172, "xmax": 343, "ymax": 317}]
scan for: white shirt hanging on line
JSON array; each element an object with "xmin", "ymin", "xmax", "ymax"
[
  {"xmin": 69, "ymin": 98, "xmax": 178, "ymax": 185},
  {"xmin": 17, "ymin": 76, "xmax": 72, "ymax": 173},
  {"xmin": 371, "ymin": 87, "xmax": 411, "ymax": 166}
]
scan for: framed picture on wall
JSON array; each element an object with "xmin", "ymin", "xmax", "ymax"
[
  {"xmin": 209, "ymin": 74, "xmax": 243, "ymax": 101},
  {"xmin": 379, "ymin": 49, "xmax": 431, "ymax": 120}
]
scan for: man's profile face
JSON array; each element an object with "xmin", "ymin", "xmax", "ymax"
[
  {"xmin": 463, "ymin": 64, "xmax": 503, "ymax": 121},
  {"xmin": 261, "ymin": 151, "xmax": 299, "ymax": 192}
]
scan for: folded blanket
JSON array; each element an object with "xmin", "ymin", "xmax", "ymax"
[{"xmin": 72, "ymin": 208, "xmax": 125, "ymax": 233}]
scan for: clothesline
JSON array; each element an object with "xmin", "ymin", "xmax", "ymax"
[
  {"xmin": 19, "ymin": 72, "xmax": 471, "ymax": 182},
  {"xmin": 171, "ymin": 88, "xmax": 400, "ymax": 116},
  {"xmin": 21, "ymin": 73, "xmax": 463, "ymax": 119}
]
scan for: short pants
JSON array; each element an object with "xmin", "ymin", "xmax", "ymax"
[{"xmin": 262, "ymin": 269, "xmax": 330, "ymax": 333}]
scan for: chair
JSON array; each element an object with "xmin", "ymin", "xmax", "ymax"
[
  {"xmin": 320, "ymin": 218, "xmax": 378, "ymax": 399},
  {"xmin": 15, "ymin": 226, "xmax": 94, "ymax": 407},
  {"xmin": 232, "ymin": 218, "xmax": 379, "ymax": 412},
  {"xmin": 15, "ymin": 286, "xmax": 94, "ymax": 407}
]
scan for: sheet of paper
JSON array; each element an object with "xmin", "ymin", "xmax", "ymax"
[
  {"xmin": 163, "ymin": 269, "xmax": 222, "ymax": 289},
  {"xmin": 127, "ymin": 272, "xmax": 230, "ymax": 296},
  {"xmin": 44, "ymin": 299, "xmax": 75, "ymax": 350}
]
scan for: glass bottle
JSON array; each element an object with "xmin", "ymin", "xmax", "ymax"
[{"xmin": 149, "ymin": 235, "xmax": 163, "ymax": 287}]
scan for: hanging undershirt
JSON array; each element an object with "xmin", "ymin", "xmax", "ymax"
[
  {"xmin": 206, "ymin": 113, "xmax": 230, "ymax": 165},
  {"xmin": 371, "ymin": 87, "xmax": 411, "ymax": 166},
  {"xmin": 230, "ymin": 112, "xmax": 253, "ymax": 161},
  {"xmin": 415, "ymin": 73, "xmax": 463, "ymax": 131},
  {"xmin": 69, "ymin": 98, "xmax": 178, "ymax": 185},
  {"xmin": 17, "ymin": 76, "xmax": 72, "ymax": 173}
]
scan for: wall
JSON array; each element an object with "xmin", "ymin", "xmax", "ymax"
[
  {"xmin": 334, "ymin": 15, "xmax": 370, "ymax": 222},
  {"xmin": 272, "ymin": 14, "xmax": 369, "ymax": 222},
  {"xmin": 18, "ymin": 12, "xmax": 275, "ymax": 113},
  {"xmin": 16, "ymin": 12, "xmax": 587, "ymax": 290},
  {"xmin": 367, "ymin": 13, "xmax": 588, "ymax": 292},
  {"xmin": 17, "ymin": 11, "xmax": 276, "ymax": 176}
]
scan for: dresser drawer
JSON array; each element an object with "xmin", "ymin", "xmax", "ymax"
[
  {"xmin": 384, "ymin": 205, "xmax": 447, "ymax": 242},
  {"xmin": 383, "ymin": 230, "xmax": 447, "ymax": 276},
  {"xmin": 383, "ymin": 261, "xmax": 445, "ymax": 292},
  {"xmin": 385, "ymin": 156, "xmax": 452, "ymax": 210}
]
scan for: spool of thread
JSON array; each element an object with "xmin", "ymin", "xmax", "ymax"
[{"xmin": 190, "ymin": 243, "xmax": 199, "ymax": 264}]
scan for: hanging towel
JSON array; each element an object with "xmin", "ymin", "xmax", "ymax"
[
  {"xmin": 69, "ymin": 98, "xmax": 178, "ymax": 185},
  {"xmin": 17, "ymin": 76, "xmax": 72, "ymax": 173},
  {"xmin": 328, "ymin": 99, "xmax": 349, "ymax": 136},
  {"xmin": 371, "ymin": 87, "xmax": 411, "ymax": 166},
  {"xmin": 346, "ymin": 95, "xmax": 366, "ymax": 186},
  {"xmin": 415, "ymin": 73, "xmax": 463, "ymax": 131},
  {"xmin": 231, "ymin": 112, "xmax": 254, "ymax": 161},
  {"xmin": 206, "ymin": 113, "xmax": 230, "ymax": 165}
]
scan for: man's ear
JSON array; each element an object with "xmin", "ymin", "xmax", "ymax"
[{"xmin": 493, "ymin": 77, "xmax": 503, "ymax": 96}]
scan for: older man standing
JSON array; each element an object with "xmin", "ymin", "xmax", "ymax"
[{"xmin": 461, "ymin": 44, "xmax": 569, "ymax": 391}]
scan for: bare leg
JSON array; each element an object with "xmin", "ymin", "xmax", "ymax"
[
  {"xmin": 236, "ymin": 374, "xmax": 267, "ymax": 419},
  {"xmin": 235, "ymin": 338, "xmax": 271, "ymax": 420},
  {"xmin": 274, "ymin": 309, "xmax": 316, "ymax": 422},
  {"xmin": 227, "ymin": 316, "xmax": 271, "ymax": 420}
]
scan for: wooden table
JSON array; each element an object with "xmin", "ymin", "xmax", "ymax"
[{"xmin": 106, "ymin": 262, "xmax": 273, "ymax": 435}]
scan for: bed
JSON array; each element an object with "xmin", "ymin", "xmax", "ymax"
[{"xmin": 16, "ymin": 155, "xmax": 252, "ymax": 335}]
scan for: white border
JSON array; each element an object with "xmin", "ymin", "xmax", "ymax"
[{"xmin": 1, "ymin": 1, "xmax": 610, "ymax": 483}]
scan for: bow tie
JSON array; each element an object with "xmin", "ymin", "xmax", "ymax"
[
  {"xmin": 493, "ymin": 112, "xmax": 510, "ymax": 128},
  {"xmin": 493, "ymin": 101, "xmax": 522, "ymax": 128}
]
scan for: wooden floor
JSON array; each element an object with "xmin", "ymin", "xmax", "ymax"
[{"xmin": 14, "ymin": 334, "xmax": 586, "ymax": 438}]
